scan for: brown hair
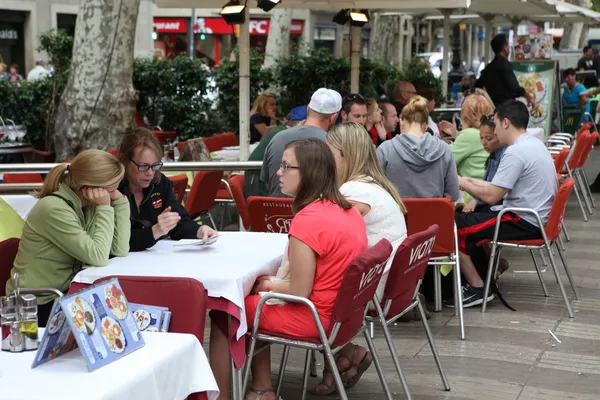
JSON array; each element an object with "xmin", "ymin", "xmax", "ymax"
[
  {"xmin": 118, "ymin": 127, "xmax": 163, "ymax": 181},
  {"xmin": 35, "ymin": 150, "xmax": 124, "ymax": 199},
  {"xmin": 285, "ymin": 138, "xmax": 352, "ymax": 214},
  {"xmin": 401, "ymin": 95, "xmax": 430, "ymax": 125},
  {"xmin": 461, "ymin": 93, "xmax": 494, "ymax": 129},
  {"xmin": 417, "ymin": 88, "xmax": 436, "ymax": 102},
  {"xmin": 250, "ymin": 93, "xmax": 275, "ymax": 117}
]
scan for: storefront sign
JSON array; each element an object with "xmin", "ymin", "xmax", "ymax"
[
  {"xmin": 0, "ymin": 29, "xmax": 18, "ymax": 40},
  {"xmin": 153, "ymin": 18, "xmax": 188, "ymax": 34},
  {"xmin": 154, "ymin": 17, "xmax": 303, "ymax": 35}
]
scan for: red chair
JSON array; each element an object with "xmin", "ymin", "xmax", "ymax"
[
  {"xmin": 203, "ymin": 132, "xmax": 238, "ymax": 153},
  {"xmin": 243, "ymin": 239, "xmax": 394, "ymax": 400},
  {"xmin": 402, "ymin": 198, "xmax": 465, "ymax": 339},
  {"xmin": 247, "ymin": 196, "xmax": 294, "ymax": 233},
  {"xmin": 3, "ymin": 174, "xmax": 43, "ymax": 184},
  {"xmin": 477, "ymin": 178, "xmax": 578, "ymax": 317},
  {"xmin": 227, "ymin": 175, "xmax": 250, "ymax": 230},
  {"xmin": 135, "ymin": 111, "xmax": 176, "ymax": 146},
  {"xmin": 185, "ymin": 171, "xmax": 224, "ymax": 227},
  {"xmin": 574, "ymin": 131, "xmax": 599, "ymax": 214},
  {"xmin": 366, "ymin": 225, "xmax": 450, "ymax": 394},
  {"xmin": 168, "ymin": 174, "xmax": 189, "ymax": 204}
]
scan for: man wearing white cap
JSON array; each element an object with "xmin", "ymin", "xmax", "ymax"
[{"xmin": 260, "ymin": 88, "xmax": 342, "ymax": 198}]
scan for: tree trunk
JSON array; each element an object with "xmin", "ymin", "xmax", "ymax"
[
  {"xmin": 263, "ymin": 8, "xmax": 292, "ymax": 69},
  {"xmin": 559, "ymin": 0, "xmax": 592, "ymax": 50},
  {"xmin": 54, "ymin": 0, "xmax": 140, "ymax": 161},
  {"xmin": 369, "ymin": 13, "xmax": 399, "ymax": 64}
]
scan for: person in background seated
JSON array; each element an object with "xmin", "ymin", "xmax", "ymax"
[
  {"xmin": 244, "ymin": 106, "xmax": 307, "ymax": 198},
  {"xmin": 378, "ymin": 96, "xmax": 460, "ymax": 202},
  {"xmin": 562, "ymin": 68, "xmax": 587, "ymax": 108},
  {"xmin": 5, "ymin": 150, "xmax": 130, "ymax": 327},
  {"xmin": 310, "ymin": 122, "xmax": 407, "ymax": 393},
  {"xmin": 417, "ymin": 88, "xmax": 440, "ymax": 137},
  {"xmin": 391, "ymin": 81, "xmax": 417, "ymax": 135},
  {"xmin": 261, "ymin": 88, "xmax": 342, "ymax": 198},
  {"xmin": 378, "ymin": 101, "xmax": 400, "ymax": 142},
  {"xmin": 210, "ymin": 138, "xmax": 368, "ymax": 400},
  {"xmin": 450, "ymin": 101, "xmax": 557, "ymax": 308},
  {"xmin": 340, "ymin": 94, "xmax": 368, "ymax": 126},
  {"xmin": 118, "ymin": 128, "xmax": 216, "ymax": 252},
  {"xmin": 440, "ymin": 91, "xmax": 494, "ymax": 180},
  {"xmin": 365, "ymin": 98, "xmax": 388, "ymax": 146},
  {"xmin": 250, "ymin": 93, "xmax": 278, "ymax": 144}
]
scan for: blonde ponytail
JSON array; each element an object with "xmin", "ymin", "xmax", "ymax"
[
  {"xmin": 34, "ymin": 164, "xmax": 69, "ymax": 199},
  {"xmin": 401, "ymin": 95, "xmax": 430, "ymax": 125}
]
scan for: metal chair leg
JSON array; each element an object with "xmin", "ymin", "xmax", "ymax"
[
  {"xmin": 417, "ymin": 298, "xmax": 450, "ymax": 391},
  {"xmin": 275, "ymin": 346, "xmax": 290, "ymax": 399},
  {"xmin": 572, "ymin": 176, "xmax": 589, "ymax": 222},
  {"xmin": 576, "ymin": 169, "xmax": 593, "ymax": 215},
  {"xmin": 562, "ymin": 223, "xmax": 571, "ymax": 242},
  {"xmin": 373, "ymin": 302, "xmax": 412, "ymax": 399},
  {"xmin": 309, "ymin": 350, "xmax": 317, "ymax": 378},
  {"xmin": 363, "ymin": 327, "xmax": 396, "ymax": 400},
  {"xmin": 482, "ymin": 243, "xmax": 498, "ymax": 314},
  {"xmin": 558, "ymin": 235, "xmax": 566, "ymax": 252},
  {"xmin": 539, "ymin": 249, "xmax": 548, "ymax": 267},
  {"xmin": 545, "ymin": 242, "xmax": 575, "ymax": 318},
  {"xmin": 452, "ymin": 253, "xmax": 465, "ymax": 339},
  {"xmin": 555, "ymin": 243, "xmax": 580, "ymax": 300},
  {"xmin": 207, "ymin": 211, "xmax": 218, "ymax": 229},
  {"xmin": 322, "ymin": 344, "xmax": 348, "ymax": 400},
  {"xmin": 530, "ymin": 249, "xmax": 549, "ymax": 297},
  {"xmin": 581, "ymin": 168, "xmax": 596, "ymax": 209},
  {"xmin": 433, "ymin": 265, "xmax": 442, "ymax": 312},
  {"xmin": 301, "ymin": 349, "xmax": 312, "ymax": 400}
]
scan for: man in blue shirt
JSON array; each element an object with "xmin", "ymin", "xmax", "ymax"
[{"xmin": 562, "ymin": 68, "xmax": 587, "ymax": 108}]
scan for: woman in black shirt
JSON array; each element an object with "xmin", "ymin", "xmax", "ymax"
[{"xmin": 250, "ymin": 93, "xmax": 278, "ymax": 143}]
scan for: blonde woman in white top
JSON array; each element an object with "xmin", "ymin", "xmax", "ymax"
[{"xmin": 309, "ymin": 122, "xmax": 407, "ymax": 395}]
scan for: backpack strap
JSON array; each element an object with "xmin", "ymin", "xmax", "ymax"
[{"xmin": 46, "ymin": 193, "xmax": 75, "ymax": 210}]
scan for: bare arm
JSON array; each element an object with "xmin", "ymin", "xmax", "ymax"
[
  {"xmin": 459, "ymin": 176, "xmax": 508, "ymax": 205},
  {"xmin": 266, "ymin": 236, "xmax": 316, "ymax": 298}
]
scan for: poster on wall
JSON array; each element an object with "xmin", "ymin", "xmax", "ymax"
[
  {"xmin": 513, "ymin": 34, "xmax": 552, "ymax": 60},
  {"xmin": 512, "ymin": 60, "xmax": 560, "ymax": 137}
]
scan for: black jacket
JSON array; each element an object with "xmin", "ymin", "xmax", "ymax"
[
  {"xmin": 475, "ymin": 55, "xmax": 526, "ymax": 106},
  {"xmin": 119, "ymin": 173, "xmax": 199, "ymax": 252}
]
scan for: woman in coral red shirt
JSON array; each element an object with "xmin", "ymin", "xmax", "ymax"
[{"xmin": 209, "ymin": 138, "xmax": 368, "ymax": 400}]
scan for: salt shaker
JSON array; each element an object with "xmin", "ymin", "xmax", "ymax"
[{"xmin": 1, "ymin": 295, "xmax": 17, "ymax": 351}]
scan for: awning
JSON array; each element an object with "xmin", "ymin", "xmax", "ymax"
[{"xmin": 156, "ymin": 0, "xmax": 472, "ymax": 10}]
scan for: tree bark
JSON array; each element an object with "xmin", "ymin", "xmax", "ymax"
[
  {"xmin": 559, "ymin": 0, "xmax": 592, "ymax": 50},
  {"xmin": 263, "ymin": 8, "xmax": 292, "ymax": 69},
  {"xmin": 369, "ymin": 13, "xmax": 399, "ymax": 64},
  {"xmin": 54, "ymin": 0, "xmax": 140, "ymax": 161}
]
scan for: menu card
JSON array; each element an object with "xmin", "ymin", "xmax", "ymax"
[
  {"xmin": 32, "ymin": 278, "xmax": 145, "ymax": 372},
  {"xmin": 130, "ymin": 303, "xmax": 172, "ymax": 332}
]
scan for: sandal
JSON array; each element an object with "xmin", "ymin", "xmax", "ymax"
[
  {"xmin": 245, "ymin": 387, "xmax": 277, "ymax": 400},
  {"xmin": 496, "ymin": 258, "xmax": 511, "ymax": 279},
  {"xmin": 309, "ymin": 369, "xmax": 338, "ymax": 396},
  {"xmin": 340, "ymin": 345, "xmax": 373, "ymax": 389}
]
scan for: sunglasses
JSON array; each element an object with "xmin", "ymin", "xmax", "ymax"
[{"xmin": 344, "ymin": 93, "xmax": 371, "ymax": 107}]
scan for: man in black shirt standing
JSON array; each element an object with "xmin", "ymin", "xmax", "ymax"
[
  {"xmin": 475, "ymin": 34, "xmax": 533, "ymax": 107},
  {"xmin": 577, "ymin": 46, "xmax": 597, "ymax": 72}
]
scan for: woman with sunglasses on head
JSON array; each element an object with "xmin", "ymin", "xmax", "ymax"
[
  {"xmin": 209, "ymin": 138, "xmax": 368, "ymax": 400},
  {"xmin": 118, "ymin": 128, "xmax": 217, "ymax": 252}
]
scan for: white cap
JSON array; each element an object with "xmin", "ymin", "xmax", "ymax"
[{"xmin": 308, "ymin": 88, "xmax": 342, "ymax": 115}]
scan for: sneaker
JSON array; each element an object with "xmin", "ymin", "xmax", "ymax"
[{"xmin": 443, "ymin": 284, "xmax": 495, "ymax": 309}]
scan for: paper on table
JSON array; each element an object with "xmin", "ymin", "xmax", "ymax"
[{"xmin": 172, "ymin": 235, "xmax": 220, "ymax": 247}]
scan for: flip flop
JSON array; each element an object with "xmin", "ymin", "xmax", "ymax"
[
  {"xmin": 340, "ymin": 345, "xmax": 373, "ymax": 389},
  {"xmin": 246, "ymin": 388, "xmax": 277, "ymax": 400},
  {"xmin": 309, "ymin": 369, "xmax": 338, "ymax": 396}
]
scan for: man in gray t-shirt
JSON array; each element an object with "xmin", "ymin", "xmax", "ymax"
[
  {"xmin": 260, "ymin": 88, "xmax": 342, "ymax": 198},
  {"xmin": 446, "ymin": 101, "xmax": 558, "ymax": 309}
]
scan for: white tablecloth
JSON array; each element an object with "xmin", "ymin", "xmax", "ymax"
[
  {"xmin": 73, "ymin": 232, "xmax": 287, "ymax": 339},
  {"xmin": 0, "ymin": 195, "xmax": 38, "ymax": 220},
  {"xmin": 212, "ymin": 144, "xmax": 259, "ymax": 160},
  {"xmin": 0, "ymin": 330, "xmax": 219, "ymax": 400}
]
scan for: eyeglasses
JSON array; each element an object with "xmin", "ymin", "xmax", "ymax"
[
  {"xmin": 279, "ymin": 163, "xmax": 299, "ymax": 173},
  {"xmin": 480, "ymin": 114, "xmax": 495, "ymax": 128},
  {"xmin": 344, "ymin": 93, "xmax": 371, "ymax": 107},
  {"xmin": 130, "ymin": 158, "xmax": 163, "ymax": 172}
]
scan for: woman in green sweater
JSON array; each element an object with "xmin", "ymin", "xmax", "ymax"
[
  {"xmin": 5, "ymin": 150, "xmax": 131, "ymax": 326},
  {"xmin": 440, "ymin": 90, "xmax": 494, "ymax": 180}
]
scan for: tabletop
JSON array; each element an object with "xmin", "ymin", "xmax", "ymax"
[
  {"xmin": 0, "ymin": 330, "xmax": 219, "ymax": 400},
  {"xmin": 0, "ymin": 194, "xmax": 39, "ymax": 220},
  {"xmin": 212, "ymin": 144, "xmax": 259, "ymax": 161},
  {"xmin": 73, "ymin": 232, "xmax": 287, "ymax": 339}
]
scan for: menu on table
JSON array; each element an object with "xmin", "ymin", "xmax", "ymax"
[
  {"xmin": 130, "ymin": 303, "xmax": 171, "ymax": 332},
  {"xmin": 32, "ymin": 278, "xmax": 145, "ymax": 372}
]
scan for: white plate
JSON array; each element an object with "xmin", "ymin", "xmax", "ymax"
[
  {"xmin": 223, "ymin": 146, "xmax": 240, "ymax": 150},
  {"xmin": 172, "ymin": 235, "xmax": 220, "ymax": 247}
]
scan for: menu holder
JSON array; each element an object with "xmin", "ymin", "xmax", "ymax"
[
  {"xmin": 130, "ymin": 303, "xmax": 172, "ymax": 332},
  {"xmin": 32, "ymin": 278, "xmax": 145, "ymax": 372}
]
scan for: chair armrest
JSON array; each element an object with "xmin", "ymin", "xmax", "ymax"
[
  {"xmin": 546, "ymin": 138, "xmax": 569, "ymax": 145},
  {"xmin": 492, "ymin": 208, "xmax": 545, "ymax": 242}
]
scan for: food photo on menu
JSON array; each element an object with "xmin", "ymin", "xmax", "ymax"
[{"xmin": 32, "ymin": 279, "xmax": 146, "ymax": 372}]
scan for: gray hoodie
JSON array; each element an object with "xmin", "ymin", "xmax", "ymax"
[{"xmin": 377, "ymin": 133, "xmax": 460, "ymax": 201}]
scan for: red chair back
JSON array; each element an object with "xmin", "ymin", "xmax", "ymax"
[
  {"xmin": 203, "ymin": 132, "xmax": 239, "ymax": 153},
  {"xmin": 93, "ymin": 276, "xmax": 208, "ymax": 344},
  {"xmin": 106, "ymin": 149, "xmax": 119, "ymax": 158},
  {"xmin": 185, "ymin": 171, "xmax": 224, "ymax": 218},
  {"xmin": 228, "ymin": 175, "xmax": 251, "ymax": 229},
  {"xmin": 568, "ymin": 130, "xmax": 590, "ymax": 171},
  {"xmin": 329, "ymin": 239, "xmax": 392, "ymax": 347},
  {"xmin": 578, "ymin": 122, "xmax": 593, "ymax": 135},
  {"xmin": 382, "ymin": 225, "xmax": 440, "ymax": 318},
  {"xmin": 247, "ymin": 196, "xmax": 294, "ymax": 233},
  {"xmin": 0, "ymin": 238, "xmax": 20, "ymax": 295},
  {"xmin": 168, "ymin": 174, "xmax": 189, "ymax": 204},
  {"xmin": 177, "ymin": 141, "xmax": 185, "ymax": 155},
  {"xmin": 553, "ymin": 148, "xmax": 570, "ymax": 174},
  {"xmin": 545, "ymin": 178, "xmax": 575, "ymax": 241},
  {"xmin": 577, "ymin": 131, "xmax": 598, "ymax": 170},
  {"xmin": 3, "ymin": 174, "xmax": 43, "ymax": 184},
  {"xmin": 402, "ymin": 198, "xmax": 455, "ymax": 255}
]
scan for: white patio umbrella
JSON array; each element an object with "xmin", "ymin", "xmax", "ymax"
[{"xmin": 157, "ymin": 0, "xmax": 471, "ymax": 160}]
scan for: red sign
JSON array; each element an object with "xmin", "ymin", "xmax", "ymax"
[
  {"xmin": 153, "ymin": 18, "xmax": 188, "ymax": 34},
  {"xmin": 154, "ymin": 17, "xmax": 304, "ymax": 35}
]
